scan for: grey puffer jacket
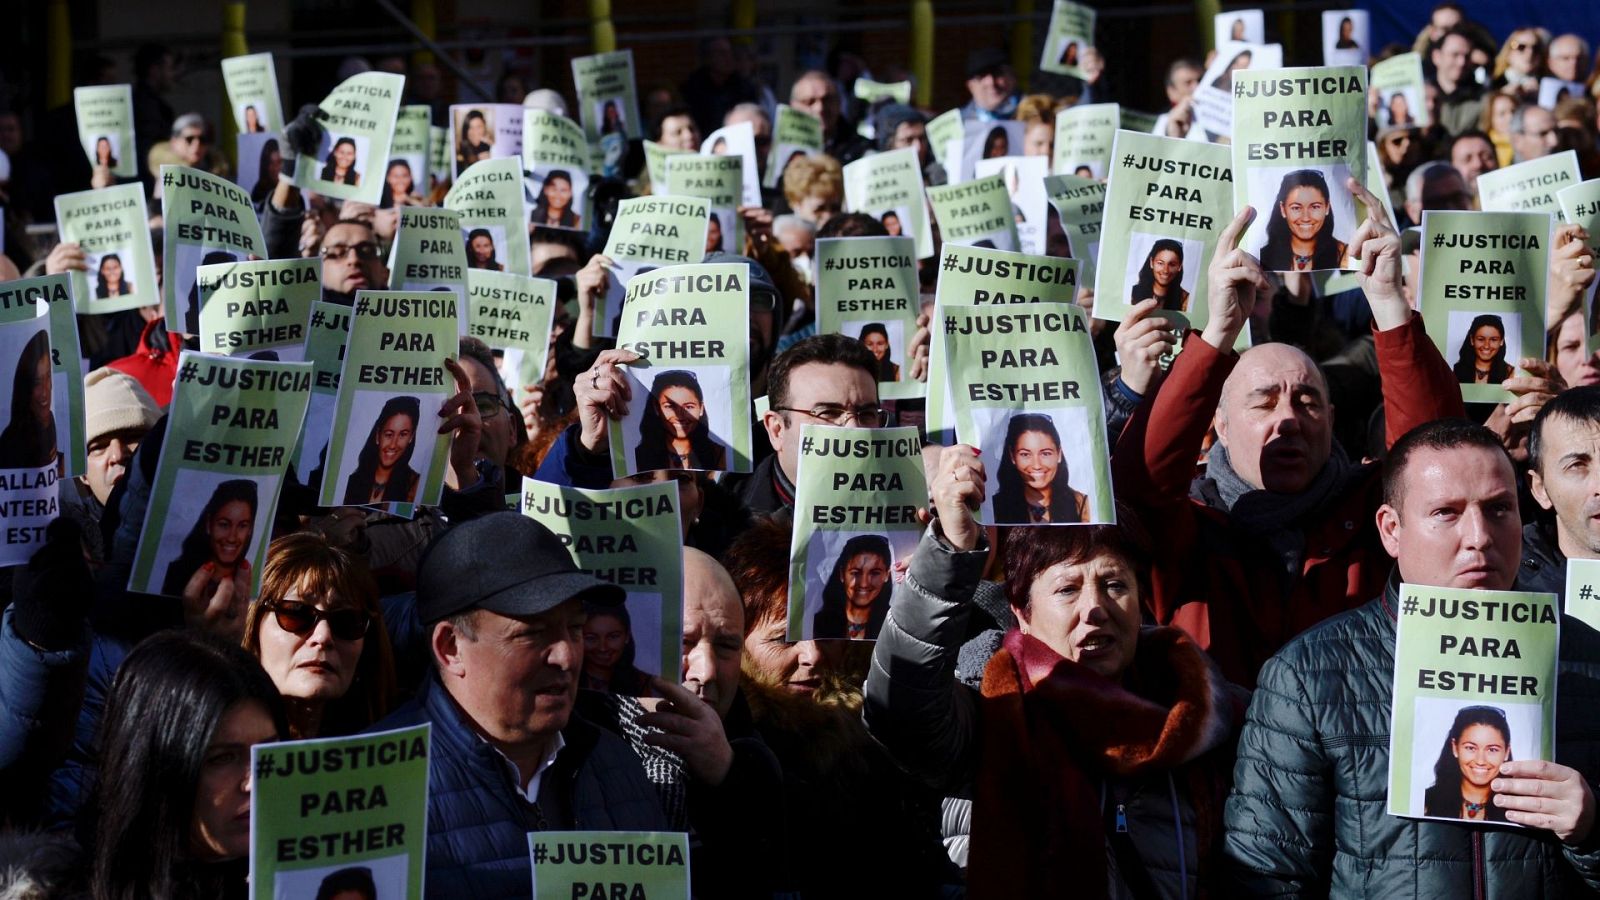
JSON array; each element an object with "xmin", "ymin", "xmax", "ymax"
[{"xmin": 1225, "ymin": 582, "xmax": 1600, "ymax": 897}]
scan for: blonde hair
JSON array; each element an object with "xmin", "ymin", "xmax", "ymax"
[
  {"xmin": 1015, "ymin": 93, "xmax": 1059, "ymax": 126},
  {"xmin": 782, "ymin": 153, "xmax": 843, "ymax": 209}
]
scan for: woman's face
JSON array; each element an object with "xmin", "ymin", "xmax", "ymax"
[
  {"xmin": 1020, "ymin": 550, "xmax": 1142, "ymax": 679},
  {"xmin": 543, "ymin": 176, "xmax": 571, "ymax": 210},
  {"xmin": 1554, "ymin": 312, "xmax": 1600, "ymax": 387},
  {"xmin": 207, "ymin": 499, "xmax": 253, "ymax": 567},
  {"xmin": 984, "ymin": 132, "xmax": 1009, "ymax": 158},
  {"xmin": 658, "ymin": 385, "xmax": 703, "ymax": 438},
  {"xmin": 583, "ymin": 613, "xmax": 627, "ymax": 670},
  {"xmin": 1508, "ymin": 32, "xmax": 1540, "ymax": 73},
  {"xmin": 465, "ymin": 115, "xmax": 486, "ymax": 145},
  {"xmin": 333, "ymin": 141, "xmax": 355, "ymax": 170},
  {"xmin": 376, "ymin": 412, "xmax": 415, "ymax": 470},
  {"xmin": 1340, "ymin": 18, "xmax": 1353, "ymax": 39},
  {"xmin": 470, "ymin": 234, "xmax": 495, "ymax": 263},
  {"xmin": 1453, "ymin": 722, "xmax": 1508, "ymax": 788},
  {"xmin": 101, "ymin": 256, "xmax": 123, "ymax": 284},
  {"xmin": 1280, "ymin": 185, "xmax": 1330, "ymax": 240},
  {"xmin": 744, "ymin": 616, "xmax": 844, "ymax": 694},
  {"xmin": 1472, "ymin": 324, "xmax": 1505, "ymax": 363},
  {"xmin": 1151, "ymin": 249, "xmax": 1182, "ymax": 288},
  {"xmin": 882, "ymin": 213, "xmax": 902, "ymax": 236},
  {"xmin": 265, "ymin": 148, "xmax": 283, "ymax": 179},
  {"xmin": 705, "ymin": 216, "xmax": 723, "ymax": 253},
  {"xmin": 30, "ymin": 352, "xmax": 51, "ymax": 421},
  {"xmin": 387, "ymin": 163, "xmax": 412, "ymax": 197},
  {"xmin": 1389, "ymin": 93, "xmax": 1409, "ymax": 119},
  {"xmin": 189, "ymin": 699, "xmax": 277, "ymax": 861},
  {"xmin": 1011, "ymin": 429, "xmax": 1061, "ymax": 491},
  {"xmin": 1492, "ymin": 94, "xmax": 1515, "ymax": 134},
  {"xmin": 841, "ymin": 551, "xmax": 888, "ymax": 609},
  {"xmin": 660, "ymin": 115, "xmax": 700, "ymax": 152},
  {"xmin": 95, "ymin": 138, "xmax": 112, "ymax": 163},
  {"xmin": 1231, "ymin": 19, "xmax": 1245, "ymax": 40},
  {"xmin": 1023, "ymin": 121, "xmax": 1053, "ymax": 158},
  {"xmin": 257, "ymin": 587, "xmax": 364, "ymax": 703},
  {"xmin": 245, "ymin": 107, "xmax": 260, "ymax": 130},
  {"xmin": 863, "ymin": 330, "xmax": 889, "ymax": 361}
]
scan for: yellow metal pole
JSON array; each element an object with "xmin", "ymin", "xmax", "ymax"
[
  {"xmin": 911, "ymin": 0, "xmax": 933, "ymax": 108},
  {"xmin": 46, "ymin": 0, "xmax": 71, "ymax": 109},
  {"xmin": 731, "ymin": 0, "xmax": 755, "ymax": 47},
  {"xmin": 412, "ymin": 0, "xmax": 437, "ymax": 66},
  {"xmin": 591, "ymin": 0, "xmax": 617, "ymax": 54},
  {"xmin": 220, "ymin": 2, "xmax": 249, "ymax": 174},
  {"xmin": 1196, "ymin": 0, "xmax": 1221, "ymax": 55},
  {"xmin": 1012, "ymin": 0, "xmax": 1035, "ymax": 94}
]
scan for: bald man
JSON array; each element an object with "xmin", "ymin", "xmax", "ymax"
[{"xmin": 1112, "ymin": 182, "xmax": 1464, "ymax": 686}]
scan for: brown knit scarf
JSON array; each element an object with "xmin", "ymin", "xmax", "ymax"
[{"xmin": 967, "ymin": 626, "xmax": 1239, "ymax": 900}]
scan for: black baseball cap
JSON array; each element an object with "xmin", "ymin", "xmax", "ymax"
[{"xmin": 415, "ymin": 512, "xmax": 624, "ymax": 623}]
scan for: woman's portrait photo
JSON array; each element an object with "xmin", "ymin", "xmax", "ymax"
[
  {"xmin": 93, "ymin": 135, "xmax": 118, "ymax": 169},
  {"xmin": 1450, "ymin": 312, "xmax": 1517, "ymax": 386},
  {"xmin": 1129, "ymin": 237, "xmax": 1191, "ymax": 311},
  {"xmin": 242, "ymin": 103, "xmax": 264, "ymax": 133},
  {"xmin": 270, "ymin": 852, "xmax": 410, "ymax": 900},
  {"xmin": 464, "ymin": 226, "xmax": 506, "ymax": 271},
  {"xmin": 580, "ymin": 599, "xmax": 660, "ymax": 697},
  {"xmin": 990, "ymin": 412, "xmax": 1092, "ymax": 525},
  {"xmin": 1230, "ymin": 17, "xmax": 1247, "ymax": 42},
  {"xmin": 380, "ymin": 158, "xmax": 421, "ymax": 208},
  {"xmin": 811, "ymin": 534, "xmax": 893, "ymax": 641},
  {"xmin": 1058, "ymin": 40, "xmax": 1080, "ymax": 69},
  {"xmin": 851, "ymin": 321, "xmax": 902, "ymax": 382},
  {"xmin": 1073, "ymin": 164, "xmax": 1096, "ymax": 179},
  {"xmin": 530, "ymin": 168, "xmax": 582, "ymax": 229},
  {"xmin": 159, "ymin": 478, "xmax": 258, "ymax": 600},
  {"xmin": 1422, "ymin": 705, "xmax": 1512, "ymax": 822},
  {"xmin": 91, "ymin": 250, "xmax": 135, "ymax": 299},
  {"xmin": 319, "ymin": 136, "xmax": 362, "ymax": 186},
  {"xmin": 0, "ymin": 327, "xmax": 57, "ymax": 470},
  {"xmin": 456, "ymin": 108, "xmax": 493, "ymax": 170},
  {"xmin": 1213, "ymin": 49, "xmax": 1253, "ymax": 92},
  {"xmin": 1254, "ymin": 167, "xmax": 1352, "ymax": 272},
  {"xmin": 880, "ymin": 209, "xmax": 904, "ymax": 237},
  {"xmin": 704, "ymin": 210, "xmax": 728, "ymax": 254},
  {"xmin": 342, "ymin": 395, "xmax": 423, "ymax": 506},
  {"xmin": 1335, "ymin": 15, "xmax": 1360, "ymax": 50},
  {"xmin": 1386, "ymin": 90, "xmax": 1417, "ymax": 127},
  {"xmin": 983, "ymin": 126, "xmax": 1011, "ymax": 160},
  {"xmin": 249, "ymin": 137, "xmax": 283, "ymax": 209},
  {"xmin": 633, "ymin": 369, "xmax": 729, "ymax": 473},
  {"xmin": 597, "ymin": 98, "xmax": 628, "ymax": 138}
]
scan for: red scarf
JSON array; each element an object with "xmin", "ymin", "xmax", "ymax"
[{"xmin": 967, "ymin": 626, "xmax": 1239, "ymax": 899}]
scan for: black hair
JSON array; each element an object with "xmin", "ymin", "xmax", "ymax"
[
  {"xmin": 650, "ymin": 104, "xmax": 696, "ymax": 142},
  {"xmin": 319, "ymin": 137, "xmax": 359, "ymax": 184},
  {"xmin": 1, "ymin": 329, "xmax": 55, "ymax": 469},
  {"xmin": 1382, "ymin": 419, "xmax": 1510, "ymax": 509},
  {"xmin": 817, "ymin": 213, "xmax": 890, "ymax": 239},
  {"xmin": 635, "ymin": 370, "xmax": 726, "ymax": 472},
  {"xmin": 315, "ymin": 866, "xmax": 377, "ymax": 900},
  {"xmin": 581, "ymin": 600, "xmax": 652, "ymax": 696},
  {"xmin": 465, "ymin": 227, "xmax": 500, "ymax": 269},
  {"xmin": 813, "ymin": 534, "xmax": 892, "ymax": 640},
  {"xmin": 95, "ymin": 252, "xmax": 132, "ymax": 298},
  {"xmin": 1451, "ymin": 313, "xmax": 1511, "ymax": 386},
  {"xmin": 1529, "ymin": 384, "xmax": 1600, "ymax": 473},
  {"xmin": 1422, "ymin": 705, "xmax": 1512, "ymax": 821},
  {"xmin": 344, "ymin": 396, "xmax": 421, "ymax": 505},
  {"xmin": 857, "ymin": 322, "xmax": 897, "ymax": 380},
  {"xmin": 378, "ymin": 157, "xmax": 414, "ymax": 208},
  {"xmin": 160, "ymin": 478, "xmax": 258, "ymax": 597},
  {"xmin": 1130, "ymin": 238, "xmax": 1186, "ymax": 307},
  {"xmin": 251, "ymin": 138, "xmax": 282, "ymax": 207},
  {"xmin": 766, "ymin": 333, "xmax": 881, "ymax": 413},
  {"xmin": 992, "ymin": 412, "xmax": 1081, "ymax": 524},
  {"xmin": 1259, "ymin": 169, "xmax": 1342, "ymax": 271},
  {"xmin": 531, "ymin": 168, "xmax": 579, "ymax": 228}
]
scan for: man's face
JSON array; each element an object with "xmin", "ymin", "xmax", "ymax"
[
  {"xmin": 1513, "ymin": 107, "xmax": 1558, "ymax": 161},
  {"xmin": 460, "ymin": 355, "xmax": 513, "ymax": 467},
  {"xmin": 681, "ymin": 553, "xmax": 744, "ymax": 718},
  {"xmin": 790, "ymin": 76, "xmax": 840, "ymax": 137},
  {"xmin": 1378, "ymin": 445, "xmax": 1520, "ymax": 589},
  {"xmin": 1166, "ymin": 66, "xmax": 1201, "ymax": 106},
  {"xmin": 1451, "ymin": 136, "xmax": 1498, "ymax": 194},
  {"xmin": 966, "ymin": 66, "xmax": 1017, "ymax": 113},
  {"xmin": 1215, "ymin": 344, "xmax": 1334, "ymax": 494},
  {"xmin": 1549, "ymin": 36, "xmax": 1587, "ymax": 82},
  {"xmin": 84, "ymin": 427, "xmax": 144, "ymax": 505},
  {"xmin": 763, "ymin": 361, "xmax": 879, "ymax": 482},
  {"xmin": 174, "ymin": 125, "xmax": 207, "ymax": 166},
  {"xmin": 1530, "ymin": 412, "xmax": 1600, "ymax": 559},
  {"xmin": 890, "ymin": 121, "xmax": 930, "ymax": 168},
  {"xmin": 435, "ymin": 601, "xmax": 585, "ymax": 747},
  {"xmin": 1432, "ymin": 34, "xmax": 1471, "ymax": 86},
  {"xmin": 659, "ymin": 115, "xmax": 701, "ymax": 152},
  {"xmin": 321, "ymin": 222, "xmax": 387, "ymax": 295},
  {"xmin": 1422, "ymin": 169, "xmax": 1473, "ymax": 216}
]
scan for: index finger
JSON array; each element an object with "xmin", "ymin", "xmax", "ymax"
[
  {"xmin": 596, "ymin": 348, "xmax": 643, "ymax": 366},
  {"xmin": 443, "ymin": 357, "xmax": 471, "ymax": 393},
  {"xmin": 1214, "ymin": 206, "xmax": 1257, "ymax": 264},
  {"xmin": 1347, "ymin": 176, "xmax": 1393, "ymax": 232},
  {"xmin": 649, "ymin": 675, "xmax": 704, "ymax": 712}
]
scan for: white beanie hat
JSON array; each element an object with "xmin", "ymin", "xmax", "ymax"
[{"xmin": 83, "ymin": 367, "xmax": 161, "ymax": 447}]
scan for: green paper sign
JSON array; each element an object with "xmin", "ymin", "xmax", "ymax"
[
  {"xmin": 767, "ymin": 105, "xmax": 824, "ymax": 190},
  {"xmin": 814, "ymin": 235, "xmax": 923, "ymax": 401},
  {"xmin": 927, "ymin": 174, "xmax": 1021, "ymax": 252},
  {"xmin": 319, "ymin": 292, "xmax": 458, "ymax": 514},
  {"xmin": 220, "ymin": 53, "xmax": 285, "ymax": 135},
  {"xmin": 1420, "ymin": 210, "xmax": 1551, "ymax": 403},
  {"xmin": 1566, "ymin": 558, "xmax": 1600, "ymax": 633},
  {"xmin": 787, "ymin": 425, "xmax": 926, "ymax": 641},
  {"xmin": 596, "ymin": 196, "xmax": 711, "ymax": 338},
  {"xmin": 197, "ymin": 258, "xmax": 318, "ymax": 360},
  {"xmin": 853, "ymin": 79, "xmax": 911, "ymax": 105},
  {"xmin": 529, "ymin": 832, "xmax": 690, "ymax": 900},
  {"xmin": 467, "ymin": 269, "xmax": 558, "ymax": 401},
  {"xmin": 128, "ymin": 353, "xmax": 312, "ymax": 597},
  {"xmin": 943, "ymin": 303, "xmax": 1114, "ymax": 525},
  {"xmin": 520, "ymin": 479, "xmax": 685, "ymax": 686},
  {"xmin": 644, "ymin": 140, "xmax": 692, "ymax": 193},
  {"xmin": 1232, "ymin": 66, "xmax": 1369, "ymax": 272},
  {"xmin": 1558, "ymin": 178, "xmax": 1600, "ymax": 343},
  {"xmin": 160, "ymin": 164, "xmax": 266, "ymax": 335},
  {"xmin": 290, "ymin": 301, "xmax": 351, "ymax": 487},
  {"xmin": 572, "ymin": 50, "xmax": 642, "ymax": 146},
  {"xmin": 428, "ymin": 125, "xmax": 450, "ymax": 187},
  {"xmin": 1041, "ymin": 0, "xmax": 1097, "ymax": 80},
  {"xmin": 1044, "ymin": 173, "xmax": 1105, "ymax": 286},
  {"xmin": 1053, "ymin": 102, "xmax": 1118, "ymax": 178},
  {"xmin": 844, "ymin": 147, "xmax": 933, "ymax": 259},
  {"xmin": 0, "ymin": 274, "xmax": 85, "ymax": 477},
  {"xmin": 1119, "ymin": 108, "xmax": 1160, "ymax": 134},
  {"xmin": 292, "ymin": 72, "xmax": 406, "ymax": 205},
  {"xmin": 927, "ymin": 108, "xmax": 963, "ymax": 176},
  {"xmin": 1318, "ymin": 139, "xmax": 1399, "ymax": 296},
  {"xmin": 54, "ymin": 183, "xmax": 160, "ymax": 315},
  {"xmin": 387, "ymin": 207, "xmax": 469, "ymax": 335},
  {"xmin": 610, "ymin": 263, "xmax": 751, "ymax": 477},
  {"xmin": 1371, "ymin": 52, "xmax": 1429, "ymax": 129},
  {"xmin": 447, "ymin": 156, "xmax": 532, "ymax": 276},
  {"xmin": 664, "ymin": 154, "xmax": 745, "ymax": 256},
  {"xmin": 1387, "ymin": 584, "xmax": 1557, "ymax": 822},
  {"xmin": 384, "ymin": 105, "xmax": 432, "ymax": 207},
  {"xmin": 1477, "ymin": 150, "xmax": 1581, "ymax": 216},
  {"xmin": 249, "ymin": 725, "xmax": 430, "ymax": 899},
  {"xmin": 523, "ymin": 110, "xmax": 591, "ymax": 232},
  {"xmin": 73, "ymin": 85, "xmax": 136, "ymax": 178}
]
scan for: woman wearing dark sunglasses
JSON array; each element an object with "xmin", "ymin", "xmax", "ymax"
[{"xmin": 242, "ymin": 533, "xmax": 396, "ymax": 739}]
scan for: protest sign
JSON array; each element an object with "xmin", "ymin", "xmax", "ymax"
[
  {"xmin": 700, "ymin": 120, "xmax": 762, "ymax": 209},
  {"xmin": 196, "ymin": 258, "xmax": 318, "ymax": 360},
  {"xmin": 160, "ymin": 165, "xmax": 266, "ymax": 335},
  {"xmin": 853, "ymin": 79, "xmax": 912, "ymax": 106},
  {"xmin": 529, "ymin": 832, "xmax": 690, "ymax": 900},
  {"xmin": 1540, "ymin": 77, "xmax": 1587, "ymax": 110},
  {"xmin": 449, "ymin": 103, "xmax": 523, "ymax": 180},
  {"xmin": 236, "ymin": 132, "xmax": 283, "ymax": 204},
  {"xmin": 128, "ymin": 353, "xmax": 311, "ymax": 597},
  {"xmin": 610, "ymin": 263, "xmax": 751, "ymax": 477},
  {"xmin": 291, "ymin": 301, "xmax": 350, "ymax": 486},
  {"xmin": 1232, "ymin": 66, "xmax": 1368, "ymax": 273},
  {"xmin": 73, "ymin": 85, "xmax": 136, "ymax": 179},
  {"xmin": 387, "ymin": 207, "xmax": 470, "ymax": 335},
  {"xmin": 644, "ymin": 140, "xmax": 692, "ymax": 191},
  {"xmin": 978, "ymin": 156, "xmax": 1050, "ymax": 255},
  {"xmin": 814, "ymin": 236, "xmax": 922, "ymax": 401},
  {"xmin": 291, "ymin": 72, "xmax": 405, "ymax": 205},
  {"xmin": 926, "ymin": 109, "xmax": 964, "ymax": 178},
  {"xmin": 1322, "ymin": 10, "xmax": 1369, "ymax": 66},
  {"xmin": 1420, "ymin": 210, "xmax": 1551, "ymax": 403},
  {"xmin": 1387, "ymin": 583, "xmax": 1557, "ymax": 823},
  {"xmin": 0, "ymin": 273, "xmax": 84, "ymax": 477},
  {"xmin": 926, "ymin": 244, "xmax": 1078, "ymax": 443},
  {"xmin": 0, "ymin": 279, "xmax": 75, "ymax": 565},
  {"xmin": 54, "ymin": 183, "xmax": 160, "ymax": 315},
  {"xmin": 1095, "ymin": 130, "xmax": 1232, "ymax": 323},
  {"xmin": 572, "ymin": 49, "xmax": 641, "ymax": 175},
  {"xmin": 1477, "ymin": 150, "xmax": 1581, "ymax": 216},
  {"xmin": 1371, "ymin": 53, "xmax": 1429, "ymax": 129},
  {"xmin": 1053, "ymin": 102, "xmax": 1118, "ymax": 178},
  {"xmin": 951, "ymin": 120, "xmax": 1026, "ymax": 184},
  {"xmin": 1192, "ymin": 41, "xmax": 1283, "ymax": 139},
  {"xmin": 447, "ymin": 156, "xmax": 532, "ymax": 277},
  {"xmin": 787, "ymin": 425, "xmax": 925, "ymax": 641},
  {"xmin": 319, "ymin": 291, "xmax": 458, "ymax": 515},
  {"xmin": 1041, "ymin": 1, "xmax": 1096, "ymax": 80},
  {"xmin": 520, "ymin": 479, "xmax": 685, "ymax": 684},
  {"xmin": 1044, "ymin": 173, "xmax": 1105, "ymax": 285},
  {"xmin": 664, "ymin": 153, "xmax": 745, "ymax": 256},
  {"xmin": 522, "ymin": 110, "xmax": 591, "ymax": 232},
  {"xmin": 766, "ymin": 105, "xmax": 825, "ymax": 190},
  {"xmin": 220, "ymin": 53, "xmax": 284, "ymax": 135},
  {"xmin": 1316, "ymin": 140, "xmax": 1398, "ymax": 297},
  {"xmin": 944, "ymin": 303, "xmax": 1113, "ymax": 525},
  {"xmin": 250, "ymin": 725, "xmax": 430, "ymax": 900},
  {"xmin": 1557, "ymin": 178, "xmax": 1600, "ymax": 342},
  {"xmin": 466, "ymin": 269, "xmax": 557, "ymax": 403},
  {"xmin": 1120, "ymin": 108, "xmax": 1160, "ymax": 134},
  {"xmin": 383, "ymin": 106, "xmax": 432, "ymax": 208},
  {"xmin": 1567, "ymin": 558, "xmax": 1600, "ymax": 633},
  {"xmin": 843, "ymin": 147, "xmax": 934, "ymax": 259},
  {"xmin": 596, "ymin": 196, "xmax": 711, "ymax": 338},
  {"xmin": 428, "ymin": 124, "xmax": 450, "ymax": 187},
  {"xmin": 928, "ymin": 174, "xmax": 1021, "ymax": 252},
  {"xmin": 1215, "ymin": 9, "xmax": 1264, "ymax": 46}
]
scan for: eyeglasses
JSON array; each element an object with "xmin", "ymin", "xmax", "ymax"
[
  {"xmin": 751, "ymin": 290, "xmax": 779, "ymax": 312},
  {"xmin": 1511, "ymin": 42, "xmax": 1538, "ymax": 52},
  {"xmin": 771, "ymin": 403, "xmax": 886, "ymax": 426},
  {"xmin": 266, "ymin": 600, "xmax": 372, "ymax": 641},
  {"xmin": 177, "ymin": 132, "xmax": 205, "ymax": 145},
  {"xmin": 473, "ymin": 390, "xmax": 513, "ymax": 420},
  {"xmin": 321, "ymin": 241, "xmax": 381, "ymax": 261}
]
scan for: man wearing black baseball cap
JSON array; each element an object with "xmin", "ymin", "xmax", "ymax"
[
  {"xmin": 374, "ymin": 512, "xmax": 667, "ymax": 898},
  {"xmin": 962, "ymin": 47, "xmax": 1019, "ymax": 122}
]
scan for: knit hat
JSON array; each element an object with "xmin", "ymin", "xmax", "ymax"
[{"xmin": 83, "ymin": 367, "xmax": 161, "ymax": 447}]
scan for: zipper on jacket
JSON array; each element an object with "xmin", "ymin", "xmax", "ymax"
[
  {"xmin": 1472, "ymin": 831, "xmax": 1485, "ymax": 900},
  {"xmin": 1115, "ymin": 803, "xmax": 1128, "ymax": 833}
]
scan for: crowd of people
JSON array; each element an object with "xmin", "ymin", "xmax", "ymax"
[{"xmin": 5, "ymin": 3, "xmax": 1600, "ymax": 898}]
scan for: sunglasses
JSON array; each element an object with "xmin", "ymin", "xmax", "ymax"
[{"xmin": 266, "ymin": 600, "xmax": 371, "ymax": 641}]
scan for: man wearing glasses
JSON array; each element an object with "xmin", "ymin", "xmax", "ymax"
[{"xmin": 318, "ymin": 219, "xmax": 390, "ymax": 304}]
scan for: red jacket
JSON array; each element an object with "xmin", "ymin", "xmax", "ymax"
[
  {"xmin": 107, "ymin": 318, "xmax": 177, "ymax": 407},
  {"xmin": 1112, "ymin": 315, "xmax": 1463, "ymax": 687}
]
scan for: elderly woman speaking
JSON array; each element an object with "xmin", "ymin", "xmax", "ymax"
[{"xmin": 864, "ymin": 446, "xmax": 1247, "ymax": 899}]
